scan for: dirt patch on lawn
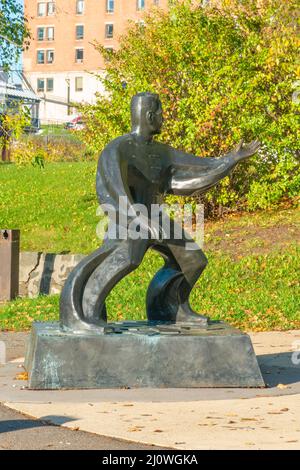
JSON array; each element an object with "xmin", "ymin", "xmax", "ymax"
[{"xmin": 205, "ymin": 223, "xmax": 300, "ymax": 259}]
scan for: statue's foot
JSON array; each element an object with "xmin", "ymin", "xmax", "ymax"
[
  {"xmin": 60, "ymin": 318, "xmax": 106, "ymax": 335},
  {"xmin": 175, "ymin": 304, "xmax": 209, "ymax": 326}
]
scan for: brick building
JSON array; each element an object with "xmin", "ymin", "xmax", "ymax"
[{"xmin": 23, "ymin": 0, "xmax": 168, "ymax": 123}]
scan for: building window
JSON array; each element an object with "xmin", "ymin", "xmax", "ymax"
[
  {"xmin": 47, "ymin": 27, "xmax": 55, "ymax": 40},
  {"xmin": 37, "ymin": 3, "xmax": 47, "ymax": 16},
  {"xmin": 37, "ymin": 27, "xmax": 45, "ymax": 41},
  {"xmin": 47, "ymin": 2, "xmax": 56, "ymax": 15},
  {"xmin": 47, "ymin": 78, "xmax": 54, "ymax": 92},
  {"xmin": 76, "ymin": 0, "xmax": 84, "ymax": 14},
  {"xmin": 37, "ymin": 50, "xmax": 45, "ymax": 64},
  {"xmin": 76, "ymin": 25, "xmax": 84, "ymax": 40},
  {"xmin": 47, "ymin": 50, "xmax": 54, "ymax": 63},
  {"xmin": 37, "ymin": 78, "xmax": 45, "ymax": 92},
  {"xmin": 75, "ymin": 77, "xmax": 83, "ymax": 92},
  {"xmin": 75, "ymin": 48, "xmax": 84, "ymax": 63},
  {"xmin": 137, "ymin": 0, "xmax": 145, "ymax": 11},
  {"xmin": 106, "ymin": 0, "xmax": 114, "ymax": 13},
  {"xmin": 153, "ymin": 0, "xmax": 159, "ymax": 5},
  {"xmin": 105, "ymin": 24, "xmax": 114, "ymax": 39}
]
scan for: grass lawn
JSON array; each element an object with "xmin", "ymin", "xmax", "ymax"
[
  {"xmin": 0, "ymin": 162, "xmax": 299, "ymax": 332},
  {"xmin": 40, "ymin": 124, "xmax": 67, "ymax": 135},
  {"xmin": 0, "ymin": 162, "xmax": 99, "ymax": 253},
  {"xmin": 39, "ymin": 124, "xmax": 80, "ymax": 139}
]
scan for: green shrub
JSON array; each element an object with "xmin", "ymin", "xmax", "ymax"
[
  {"xmin": 246, "ymin": 153, "xmax": 300, "ymax": 210},
  {"xmin": 11, "ymin": 134, "xmax": 97, "ymax": 164},
  {"xmin": 31, "ymin": 152, "xmax": 45, "ymax": 169},
  {"xmin": 79, "ymin": 0, "xmax": 300, "ymax": 215}
]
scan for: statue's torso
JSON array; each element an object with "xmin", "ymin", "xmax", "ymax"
[
  {"xmin": 97, "ymin": 134, "xmax": 175, "ymax": 209},
  {"xmin": 122, "ymin": 137, "xmax": 169, "ymax": 207}
]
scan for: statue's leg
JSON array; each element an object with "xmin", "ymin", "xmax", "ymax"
[
  {"xmin": 146, "ymin": 240, "xmax": 208, "ymax": 324},
  {"xmin": 60, "ymin": 234, "xmax": 148, "ymax": 332},
  {"xmin": 81, "ymin": 238, "xmax": 147, "ymax": 323},
  {"xmin": 59, "ymin": 238, "xmax": 118, "ymax": 333},
  {"xmin": 168, "ymin": 240, "xmax": 208, "ymax": 324}
]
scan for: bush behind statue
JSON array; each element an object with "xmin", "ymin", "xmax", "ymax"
[
  {"xmin": 79, "ymin": 0, "xmax": 300, "ymax": 216},
  {"xmin": 11, "ymin": 134, "xmax": 96, "ymax": 165}
]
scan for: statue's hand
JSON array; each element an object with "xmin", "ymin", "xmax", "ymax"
[{"xmin": 232, "ymin": 139, "xmax": 261, "ymax": 162}]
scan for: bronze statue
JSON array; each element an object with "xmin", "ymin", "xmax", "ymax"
[{"xmin": 60, "ymin": 92, "xmax": 260, "ymax": 332}]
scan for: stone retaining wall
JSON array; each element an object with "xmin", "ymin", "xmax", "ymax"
[{"xmin": 19, "ymin": 252, "xmax": 84, "ymax": 298}]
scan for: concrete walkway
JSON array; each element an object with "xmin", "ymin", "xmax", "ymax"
[
  {"xmin": 1, "ymin": 330, "xmax": 300, "ymax": 449},
  {"xmin": 0, "ymin": 403, "xmax": 167, "ymax": 450}
]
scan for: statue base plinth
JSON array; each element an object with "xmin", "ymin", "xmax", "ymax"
[{"xmin": 25, "ymin": 321, "xmax": 265, "ymax": 389}]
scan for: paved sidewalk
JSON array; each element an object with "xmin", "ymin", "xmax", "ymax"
[
  {"xmin": 0, "ymin": 331, "xmax": 167, "ymax": 450},
  {"xmin": 0, "ymin": 332, "xmax": 28, "ymax": 363},
  {"xmin": 0, "ymin": 404, "xmax": 167, "ymax": 450},
  {"xmin": 1, "ymin": 330, "xmax": 300, "ymax": 449}
]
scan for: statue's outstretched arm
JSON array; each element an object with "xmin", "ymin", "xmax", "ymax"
[{"xmin": 166, "ymin": 140, "xmax": 260, "ymax": 196}]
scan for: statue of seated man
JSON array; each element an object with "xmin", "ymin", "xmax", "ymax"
[{"xmin": 60, "ymin": 92, "xmax": 260, "ymax": 332}]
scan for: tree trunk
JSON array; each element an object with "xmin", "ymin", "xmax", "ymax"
[{"xmin": 1, "ymin": 136, "xmax": 11, "ymax": 162}]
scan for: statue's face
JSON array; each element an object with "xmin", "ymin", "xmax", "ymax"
[
  {"xmin": 154, "ymin": 101, "xmax": 163, "ymax": 133},
  {"xmin": 146, "ymin": 100, "xmax": 163, "ymax": 135}
]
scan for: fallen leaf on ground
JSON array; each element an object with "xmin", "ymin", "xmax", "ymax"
[
  {"xmin": 198, "ymin": 423, "xmax": 217, "ymax": 427},
  {"xmin": 15, "ymin": 372, "xmax": 28, "ymax": 381},
  {"xmin": 277, "ymin": 383, "xmax": 288, "ymax": 389},
  {"xmin": 241, "ymin": 418, "xmax": 259, "ymax": 422}
]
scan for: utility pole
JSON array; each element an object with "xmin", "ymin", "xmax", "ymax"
[{"xmin": 65, "ymin": 78, "xmax": 71, "ymax": 115}]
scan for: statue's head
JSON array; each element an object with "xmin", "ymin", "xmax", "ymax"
[{"xmin": 130, "ymin": 92, "xmax": 163, "ymax": 137}]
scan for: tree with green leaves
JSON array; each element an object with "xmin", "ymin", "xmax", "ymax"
[
  {"xmin": 0, "ymin": 103, "xmax": 30, "ymax": 161},
  {"xmin": 0, "ymin": 1, "xmax": 31, "ymax": 161},
  {"xmin": 0, "ymin": 0, "xmax": 30, "ymax": 69},
  {"xmin": 80, "ymin": 0, "xmax": 300, "ymax": 214}
]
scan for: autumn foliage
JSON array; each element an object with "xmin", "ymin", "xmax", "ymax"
[{"xmin": 80, "ymin": 0, "xmax": 300, "ymax": 214}]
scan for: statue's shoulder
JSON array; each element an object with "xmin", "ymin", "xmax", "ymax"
[
  {"xmin": 101, "ymin": 134, "xmax": 132, "ymax": 155},
  {"xmin": 156, "ymin": 141, "xmax": 171, "ymax": 152}
]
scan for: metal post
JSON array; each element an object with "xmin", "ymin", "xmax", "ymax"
[
  {"xmin": 66, "ymin": 78, "xmax": 71, "ymax": 115},
  {"xmin": 0, "ymin": 230, "xmax": 20, "ymax": 301}
]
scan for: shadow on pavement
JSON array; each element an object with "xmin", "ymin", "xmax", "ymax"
[
  {"xmin": 258, "ymin": 351, "xmax": 300, "ymax": 387},
  {"xmin": 0, "ymin": 415, "xmax": 76, "ymax": 434}
]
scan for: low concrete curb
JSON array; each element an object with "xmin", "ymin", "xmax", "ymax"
[{"xmin": 19, "ymin": 252, "xmax": 84, "ymax": 298}]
